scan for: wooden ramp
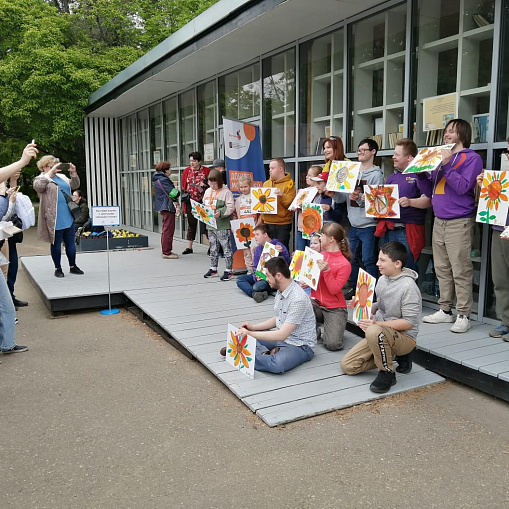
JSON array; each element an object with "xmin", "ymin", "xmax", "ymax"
[{"xmin": 21, "ymin": 240, "xmax": 444, "ymax": 426}]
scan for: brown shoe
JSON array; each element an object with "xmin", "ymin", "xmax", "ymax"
[
  {"xmin": 220, "ymin": 347, "xmax": 227, "ymax": 356},
  {"xmin": 162, "ymin": 253, "xmax": 179, "ymax": 259}
]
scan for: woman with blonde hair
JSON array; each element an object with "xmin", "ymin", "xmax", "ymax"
[{"xmin": 33, "ymin": 155, "xmax": 84, "ymax": 278}]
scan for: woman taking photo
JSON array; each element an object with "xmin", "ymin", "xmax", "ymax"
[
  {"xmin": 152, "ymin": 161, "xmax": 181, "ymax": 259},
  {"xmin": 33, "ymin": 155, "xmax": 84, "ymax": 278},
  {"xmin": 181, "ymin": 151, "xmax": 209, "ymax": 255}
]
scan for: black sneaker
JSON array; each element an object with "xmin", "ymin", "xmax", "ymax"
[
  {"xmin": 13, "ymin": 298, "xmax": 28, "ymax": 307},
  {"xmin": 204, "ymin": 269, "xmax": 218, "ymax": 278},
  {"xmin": 369, "ymin": 370, "xmax": 396, "ymax": 393},
  {"xmin": 182, "ymin": 248, "xmax": 194, "ymax": 255},
  {"xmin": 253, "ymin": 291, "xmax": 268, "ymax": 303},
  {"xmin": 70, "ymin": 266, "xmax": 84, "ymax": 275},
  {"xmin": 54, "ymin": 268, "xmax": 64, "ymax": 278},
  {"xmin": 2, "ymin": 345, "xmax": 29, "ymax": 354},
  {"xmin": 220, "ymin": 271, "xmax": 233, "ymax": 281},
  {"xmin": 395, "ymin": 353, "xmax": 413, "ymax": 374}
]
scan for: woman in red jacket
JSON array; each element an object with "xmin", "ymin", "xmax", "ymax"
[{"xmin": 309, "ymin": 222, "xmax": 352, "ymax": 351}]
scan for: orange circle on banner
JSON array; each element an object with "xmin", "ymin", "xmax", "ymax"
[{"xmin": 244, "ymin": 124, "xmax": 256, "ymax": 141}]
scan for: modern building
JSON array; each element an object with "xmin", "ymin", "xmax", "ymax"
[{"xmin": 85, "ymin": 0, "xmax": 509, "ymax": 325}]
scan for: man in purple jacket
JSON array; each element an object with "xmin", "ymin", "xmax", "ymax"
[
  {"xmin": 236, "ymin": 223, "xmax": 290, "ymax": 303},
  {"xmin": 417, "ymin": 119, "xmax": 483, "ymax": 333}
]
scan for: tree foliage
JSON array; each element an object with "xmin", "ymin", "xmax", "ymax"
[{"xmin": 0, "ymin": 0, "xmax": 217, "ymax": 188}]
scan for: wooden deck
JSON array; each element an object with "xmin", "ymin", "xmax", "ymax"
[{"xmin": 21, "ymin": 236, "xmax": 448, "ymax": 426}]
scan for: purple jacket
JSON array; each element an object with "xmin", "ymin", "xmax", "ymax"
[
  {"xmin": 417, "ymin": 149, "xmax": 482, "ymax": 220},
  {"xmin": 386, "ymin": 171, "xmax": 428, "ymax": 225},
  {"xmin": 251, "ymin": 239, "xmax": 290, "ymax": 282}
]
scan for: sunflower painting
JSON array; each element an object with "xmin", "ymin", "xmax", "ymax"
[
  {"xmin": 402, "ymin": 144, "xmax": 454, "ymax": 174},
  {"xmin": 364, "ymin": 185, "xmax": 400, "ymax": 219},
  {"xmin": 190, "ymin": 199, "xmax": 217, "ymax": 228},
  {"xmin": 289, "ymin": 187, "xmax": 318, "ymax": 210},
  {"xmin": 289, "ymin": 250, "xmax": 305, "ymax": 281},
  {"xmin": 255, "ymin": 242, "xmax": 280, "ymax": 280},
  {"xmin": 225, "ymin": 324, "xmax": 256, "ymax": 379},
  {"xmin": 326, "ymin": 161, "xmax": 361, "ymax": 193},
  {"xmin": 476, "ymin": 171, "xmax": 509, "ymax": 226},
  {"xmin": 352, "ymin": 269, "xmax": 376, "ymax": 324},
  {"xmin": 299, "ymin": 246, "xmax": 323, "ymax": 290},
  {"xmin": 251, "ymin": 187, "xmax": 277, "ymax": 214},
  {"xmin": 231, "ymin": 218, "xmax": 256, "ymax": 249},
  {"xmin": 301, "ymin": 204, "xmax": 324, "ymax": 239}
]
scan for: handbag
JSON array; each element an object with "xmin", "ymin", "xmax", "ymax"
[
  {"xmin": 180, "ymin": 189, "xmax": 191, "ymax": 203},
  {"xmin": 9, "ymin": 213, "xmax": 23, "ymax": 243},
  {"xmin": 58, "ymin": 187, "xmax": 81, "ymax": 221}
]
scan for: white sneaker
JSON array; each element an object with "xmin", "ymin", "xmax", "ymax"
[
  {"xmin": 422, "ymin": 309, "xmax": 455, "ymax": 324},
  {"xmin": 450, "ymin": 315, "xmax": 471, "ymax": 333}
]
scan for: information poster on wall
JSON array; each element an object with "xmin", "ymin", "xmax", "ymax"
[{"xmin": 423, "ymin": 93, "xmax": 458, "ymax": 132}]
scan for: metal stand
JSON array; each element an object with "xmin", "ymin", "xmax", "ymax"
[{"xmin": 100, "ymin": 226, "xmax": 119, "ymax": 316}]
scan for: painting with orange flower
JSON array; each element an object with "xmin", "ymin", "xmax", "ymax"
[
  {"xmin": 299, "ymin": 246, "xmax": 323, "ymax": 290},
  {"xmin": 225, "ymin": 324, "xmax": 256, "ymax": 379},
  {"xmin": 326, "ymin": 161, "xmax": 361, "ymax": 192},
  {"xmin": 476, "ymin": 171, "xmax": 509, "ymax": 226},
  {"xmin": 190, "ymin": 199, "xmax": 217, "ymax": 228},
  {"xmin": 289, "ymin": 250, "xmax": 305, "ymax": 281},
  {"xmin": 364, "ymin": 185, "xmax": 400, "ymax": 219},
  {"xmin": 251, "ymin": 187, "xmax": 278, "ymax": 214},
  {"xmin": 352, "ymin": 269, "xmax": 376, "ymax": 324},
  {"xmin": 289, "ymin": 187, "xmax": 318, "ymax": 210},
  {"xmin": 231, "ymin": 218, "xmax": 256, "ymax": 249},
  {"xmin": 301, "ymin": 203, "xmax": 324, "ymax": 239},
  {"xmin": 402, "ymin": 144, "xmax": 454, "ymax": 174},
  {"xmin": 255, "ymin": 242, "xmax": 280, "ymax": 280}
]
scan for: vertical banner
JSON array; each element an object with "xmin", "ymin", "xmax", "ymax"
[
  {"xmin": 223, "ymin": 118, "xmax": 266, "ymax": 271},
  {"xmin": 223, "ymin": 117, "xmax": 266, "ymax": 197}
]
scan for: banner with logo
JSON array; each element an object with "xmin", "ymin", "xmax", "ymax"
[{"xmin": 223, "ymin": 117, "xmax": 265, "ymax": 197}]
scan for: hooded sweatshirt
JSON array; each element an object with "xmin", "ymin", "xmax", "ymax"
[
  {"xmin": 262, "ymin": 172, "xmax": 296, "ymax": 225},
  {"xmin": 372, "ymin": 267, "xmax": 421, "ymax": 340},
  {"xmin": 202, "ymin": 185, "xmax": 234, "ymax": 231},
  {"xmin": 333, "ymin": 165, "xmax": 384, "ymax": 228}
]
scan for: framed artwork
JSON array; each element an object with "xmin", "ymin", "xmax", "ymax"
[
  {"xmin": 352, "ymin": 269, "xmax": 376, "ymax": 324},
  {"xmin": 289, "ymin": 250, "xmax": 305, "ymax": 281},
  {"xmin": 225, "ymin": 324, "xmax": 256, "ymax": 379},
  {"xmin": 255, "ymin": 242, "xmax": 279, "ymax": 280},
  {"xmin": 476, "ymin": 171, "xmax": 509, "ymax": 226},
  {"xmin": 301, "ymin": 203, "xmax": 324, "ymax": 239},
  {"xmin": 326, "ymin": 161, "xmax": 361, "ymax": 193},
  {"xmin": 402, "ymin": 144, "xmax": 455, "ymax": 174},
  {"xmin": 251, "ymin": 187, "xmax": 278, "ymax": 214},
  {"xmin": 190, "ymin": 199, "xmax": 217, "ymax": 228},
  {"xmin": 364, "ymin": 185, "xmax": 400, "ymax": 219},
  {"xmin": 289, "ymin": 187, "xmax": 318, "ymax": 210},
  {"xmin": 231, "ymin": 217, "xmax": 256, "ymax": 249},
  {"xmin": 299, "ymin": 246, "xmax": 323, "ymax": 290}
]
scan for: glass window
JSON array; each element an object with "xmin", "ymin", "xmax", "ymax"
[
  {"xmin": 219, "ymin": 63, "xmax": 260, "ymax": 122},
  {"xmin": 197, "ymin": 80, "xmax": 217, "ymax": 165},
  {"xmin": 179, "ymin": 89, "xmax": 196, "ymax": 166},
  {"xmin": 414, "ymin": 0, "xmax": 494, "ymax": 146},
  {"xmin": 349, "ymin": 4, "xmax": 406, "ymax": 152},
  {"xmin": 262, "ymin": 48, "xmax": 296, "ymax": 158},
  {"xmin": 299, "ymin": 29, "xmax": 344, "ymax": 156},
  {"xmin": 149, "ymin": 103, "xmax": 163, "ymax": 168},
  {"xmin": 137, "ymin": 109, "xmax": 150, "ymax": 170},
  {"xmin": 163, "ymin": 97, "xmax": 178, "ymax": 168},
  {"xmin": 496, "ymin": 1, "xmax": 509, "ymax": 141}
]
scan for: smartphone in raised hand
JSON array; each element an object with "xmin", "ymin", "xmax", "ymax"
[{"xmin": 59, "ymin": 163, "xmax": 70, "ymax": 171}]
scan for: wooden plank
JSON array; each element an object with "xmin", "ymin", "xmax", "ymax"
[
  {"xmin": 463, "ymin": 348, "xmax": 509, "ymax": 370},
  {"xmin": 450, "ymin": 342, "xmax": 509, "ymax": 363},
  {"xmin": 479, "ymin": 360, "xmax": 509, "ymax": 377},
  {"xmin": 256, "ymin": 369, "xmax": 445, "ymax": 427}
]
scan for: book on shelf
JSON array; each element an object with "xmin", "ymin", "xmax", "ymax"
[
  {"xmin": 473, "ymin": 14, "xmax": 490, "ymax": 28},
  {"xmin": 368, "ymin": 134, "xmax": 383, "ymax": 149},
  {"xmin": 387, "ymin": 132, "xmax": 403, "ymax": 149},
  {"xmin": 425, "ymin": 129, "xmax": 444, "ymax": 146}
]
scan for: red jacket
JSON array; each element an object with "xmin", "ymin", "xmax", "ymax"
[{"xmin": 311, "ymin": 250, "xmax": 351, "ymax": 309}]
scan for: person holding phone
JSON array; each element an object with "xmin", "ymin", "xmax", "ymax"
[{"xmin": 33, "ymin": 155, "xmax": 84, "ymax": 278}]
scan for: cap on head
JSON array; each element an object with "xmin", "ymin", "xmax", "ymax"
[
  {"xmin": 211, "ymin": 158, "xmax": 225, "ymax": 169},
  {"xmin": 310, "ymin": 172, "xmax": 329, "ymax": 182}
]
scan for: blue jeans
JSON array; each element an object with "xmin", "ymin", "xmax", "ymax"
[
  {"xmin": 348, "ymin": 226, "xmax": 378, "ymax": 286},
  {"xmin": 380, "ymin": 228, "xmax": 418, "ymax": 273},
  {"xmin": 295, "ymin": 231, "xmax": 309, "ymax": 252},
  {"xmin": 236, "ymin": 274, "xmax": 271, "ymax": 297},
  {"xmin": 255, "ymin": 340, "xmax": 314, "ymax": 373},
  {"xmin": 0, "ymin": 274, "xmax": 16, "ymax": 351},
  {"xmin": 51, "ymin": 226, "xmax": 76, "ymax": 269}
]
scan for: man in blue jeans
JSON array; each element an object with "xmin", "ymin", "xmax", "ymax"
[
  {"xmin": 225, "ymin": 257, "xmax": 316, "ymax": 374},
  {"xmin": 236, "ymin": 223, "xmax": 290, "ymax": 303},
  {"xmin": 0, "ymin": 142, "xmax": 38, "ymax": 356},
  {"xmin": 331, "ymin": 139, "xmax": 384, "ymax": 294}
]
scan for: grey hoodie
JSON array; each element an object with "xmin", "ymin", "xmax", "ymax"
[
  {"xmin": 372, "ymin": 268, "xmax": 421, "ymax": 340},
  {"xmin": 333, "ymin": 165, "xmax": 384, "ymax": 228}
]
